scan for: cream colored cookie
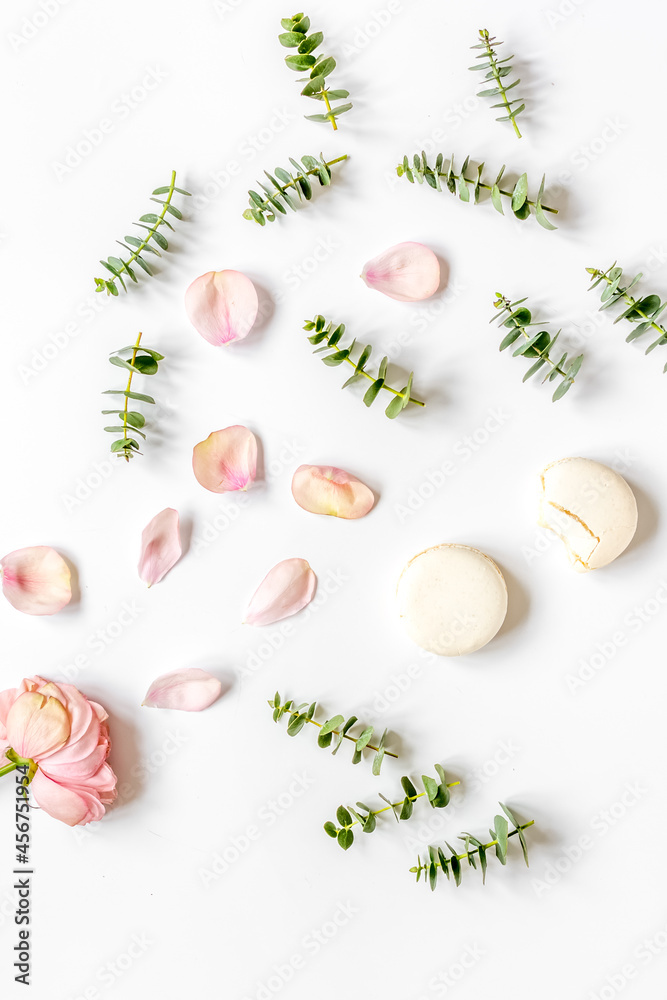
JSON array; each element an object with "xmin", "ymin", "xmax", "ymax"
[
  {"xmin": 539, "ymin": 457, "xmax": 638, "ymax": 572},
  {"xmin": 396, "ymin": 544, "xmax": 508, "ymax": 656}
]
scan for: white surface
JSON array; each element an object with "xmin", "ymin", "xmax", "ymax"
[{"xmin": 2, "ymin": 0, "xmax": 667, "ymax": 997}]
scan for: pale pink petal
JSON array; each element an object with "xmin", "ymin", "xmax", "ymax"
[
  {"xmin": 138, "ymin": 508, "xmax": 182, "ymax": 587},
  {"xmin": 361, "ymin": 242, "xmax": 440, "ymax": 301},
  {"xmin": 30, "ymin": 770, "xmax": 107, "ymax": 826},
  {"xmin": 5, "ymin": 692, "xmax": 71, "ymax": 760},
  {"xmin": 291, "ymin": 465, "xmax": 375, "ymax": 519},
  {"xmin": 244, "ymin": 558, "xmax": 317, "ymax": 626},
  {"xmin": 192, "ymin": 425, "xmax": 257, "ymax": 494},
  {"xmin": 0, "ymin": 546, "xmax": 71, "ymax": 616},
  {"xmin": 185, "ymin": 269, "xmax": 259, "ymax": 347},
  {"xmin": 142, "ymin": 668, "xmax": 222, "ymax": 712}
]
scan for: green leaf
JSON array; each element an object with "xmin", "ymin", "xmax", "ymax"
[
  {"xmin": 102, "ymin": 389, "xmax": 155, "ymax": 404},
  {"xmin": 299, "ymin": 31, "xmax": 322, "ymax": 53},
  {"xmin": 323, "ymin": 821, "xmax": 337, "ymax": 838},
  {"xmin": 363, "ymin": 379, "xmax": 384, "ymax": 407},
  {"xmin": 336, "ymin": 805, "xmax": 352, "ymax": 827},
  {"xmin": 279, "ymin": 30, "xmax": 303, "ymax": 46},
  {"xmin": 285, "ymin": 53, "xmax": 316, "ymax": 70},
  {"xmin": 511, "ymin": 173, "xmax": 528, "ymax": 212},
  {"xmin": 337, "ymin": 828, "xmax": 354, "ymax": 850}
]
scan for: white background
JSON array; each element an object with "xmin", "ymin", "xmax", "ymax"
[{"xmin": 1, "ymin": 0, "xmax": 667, "ymax": 997}]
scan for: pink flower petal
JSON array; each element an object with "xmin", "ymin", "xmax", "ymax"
[
  {"xmin": 185, "ymin": 269, "xmax": 259, "ymax": 347},
  {"xmin": 5, "ymin": 691, "xmax": 71, "ymax": 760},
  {"xmin": 361, "ymin": 242, "xmax": 440, "ymax": 301},
  {"xmin": 138, "ymin": 508, "xmax": 182, "ymax": 587},
  {"xmin": 193, "ymin": 425, "xmax": 257, "ymax": 493},
  {"xmin": 1, "ymin": 546, "xmax": 72, "ymax": 616},
  {"xmin": 142, "ymin": 668, "xmax": 222, "ymax": 712},
  {"xmin": 291, "ymin": 465, "xmax": 375, "ymax": 519},
  {"xmin": 30, "ymin": 770, "xmax": 108, "ymax": 826},
  {"xmin": 244, "ymin": 558, "xmax": 317, "ymax": 626}
]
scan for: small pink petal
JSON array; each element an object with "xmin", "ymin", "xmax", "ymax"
[
  {"xmin": 1, "ymin": 546, "xmax": 72, "ymax": 616},
  {"xmin": 291, "ymin": 465, "xmax": 375, "ymax": 519},
  {"xmin": 244, "ymin": 558, "xmax": 317, "ymax": 626},
  {"xmin": 185, "ymin": 269, "xmax": 259, "ymax": 347},
  {"xmin": 142, "ymin": 668, "xmax": 222, "ymax": 712},
  {"xmin": 138, "ymin": 508, "xmax": 182, "ymax": 587},
  {"xmin": 192, "ymin": 425, "xmax": 257, "ymax": 494},
  {"xmin": 361, "ymin": 242, "xmax": 440, "ymax": 301}
]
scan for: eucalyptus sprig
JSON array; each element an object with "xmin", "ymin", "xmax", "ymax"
[
  {"xmin": 587, "ymin": 264, "xmax": 667, "ymax": 370},
  {"xmin": 397, "ymin": 152, "xmax": 557, "ymax": 230},
  {"xmin": 243, "ymin": 153, "xmax": 347, "ymax": 225},
  {"xmin": 411, "ymin": 803, "xmax": 534, "ymax": 891},
  {"xmin": 279, "ymin": 13, "xmax": 352, "ymax": 129},
  {"xmin": 304, "ymin": 314, "xmax": 424, "ymax": 418},
  {"xmin": 94, "ymin": 171, "xmax": 190, "ymax": 296},
  {"xmin": 470, "ymin": 29, "xmax": 525, "ymax": 138},
  {"xmin": 101, "ymin": 332, "xmax": 163, "ymax": 461},
  {"xmin": 268, "ymin": 693, "xmax": 397, "ymax": 775},
  {"xmin": 491, "ymin": 293, "xmax": 584, "ymax": 401},
  {"xmin": 324, "ymin": 766, "xmax": 459, "ymax": 851}
]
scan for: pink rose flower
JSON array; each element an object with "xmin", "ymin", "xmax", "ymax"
[{"xmin": 0, "ymin": 677, "xmax": 117, "ymax": 826}]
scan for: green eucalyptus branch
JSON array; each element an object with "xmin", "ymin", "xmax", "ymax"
[
  {"xmin": 304, "ymin": 314, "xmax": 424, "ymax": 419},
  {"xmin": 411, "ymin": 803, "xmax": 534, "ymax": 891},
  {"xmin": 397, "ymin": 152, "xmax": 557, "ymax": 230},
  {"xmin": 587, "ymin": 264, "xmax": 667, "ymax": 370},
  {"xmin": 491, "ymin": 293, "xmax": 584, "ymax": 401},
  {"xmin": 279, "ymin": 13, "xmax": 352, "ymax": 129},
  {"xmin": 470, "ymin": 29, "xmax": 525, "ymax": 138},
  {"xmin": 94, "ymin": 171, "xmax": 190, "ymax": 296},
  {"xmin": 268, "ymin": 692, "xmax": 397, "ymax": 774},
  {"xmin": 101, "ymin": 332, "xmax": 163, "ymax": 461},
  {"xmin": 324, "ymin": 766, "xmax": 459, "ymax": 851},
  {"xmin": 243, "ymin": 153, "xmax": 347, "ymax": 225}
]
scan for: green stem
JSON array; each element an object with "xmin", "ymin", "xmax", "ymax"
[
  {"xmin": 0, "ymin": 762, "xmax": 19, "ymax": 778},
  {"xmin": 591, "ymin": 268, "xmax": 667, "ymax": 343},
  {"xmin": 497, "ymin": 295, "xmax": 568, "ymax": 377},
  {"xmin": 121, "ymin": 332, "xmax": 143, "ymax": 462},
  {"xmin": 340, "ymin": 351, "xmax": 425, "ymax": 407},
  {"xmin": 119, "ymin": 171, "xmax": 177, "ymax": 280},
  {"xmin": 479, "ymin": 29, "xmax": 521, "ymax": 138},
  {"xmin": 261, "ymin": 156, "xmax": 347, "ymax": 209},
  {"xmin": 413, "ymin": 821, "xmax": 535, "ymax": 873},
  {"xmin": 344, "ymin": 782, "xmax": 461, "ymax": 832},
  {"xmin": 321, "ymin": 89, "xmax": 338, "ymax": 131},
  {"xmin": 277, "ymin": 704, "xmax": 398, "ymax": 758},
  {"xmin": 458, "ymin": 172, "xmax": 554, "ymax": 212}
]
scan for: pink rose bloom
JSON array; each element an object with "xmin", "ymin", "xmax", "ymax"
[{"xmin": 0, "ymin": 677, "xmax": 117, "ymax": 826}]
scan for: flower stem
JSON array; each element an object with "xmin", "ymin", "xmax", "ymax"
[
  {"xmin": 278, "ymin": 705, "xmax": 398, "ymax": 758},
  {"xmin": 412, "ymin": 820, "xmax": 535, "ymax": 874},
  {"xmin": 122, "ymin": 332, "xmax": 143, "ymax": 462},
  {"xmin": 321, "ymin": 89, "xmax": 338, "ymax": 131},
  {"xmin": 479, "ymin": 29, "xmax": 521, "ymax": 138}
]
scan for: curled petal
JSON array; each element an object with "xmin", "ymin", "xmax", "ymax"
[
  {"xmin": 244, "ymin": 558, "xmax": 317, "ymax": 626},
  {"xmin": 138, "ymin": 508, "xmax": 182, "ymax": 587},
  {"xmin": 185, "ymin": 269, "xmax": 259, "ymax": 347},
  {"xmin": 5, "ymin": 691, "xmax": 71, "ymax": 760},
  {"xmin": 291, "ymin": 465, "xmax": 375, "ymax": 519},
  {"xmin": 1, "ymin": 546, "xmax": 72, "ymax": 616},
  {"xmin": 30, "ymin": 770, "xmax": 109, "ymax": 826},
  {"xmin": 361, "ymin": 242, "xmax": 440, "ymax": 302},
  {"xmin": 193, "ymin": 425, "xmax": 257, "ymax": 494},
  {"xmin": 142, "ymin": 668, "xmax": 222, "ymax": 712}
]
